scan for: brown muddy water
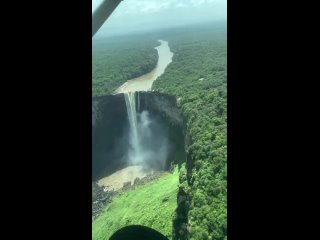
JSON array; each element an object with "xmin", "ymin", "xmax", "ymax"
[{"xmin": 114, "ymin": 40, "xmax": 173, "ymax": 94}]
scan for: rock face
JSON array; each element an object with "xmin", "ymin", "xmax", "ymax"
[
  {"xmin": 92, "ymin": 91, "xmax": 182, "ymax": 129},
  {"xmin": 92, "ymin": 91, "xmax": 185, "ymax": 220},
  {"xmin": 92, "ymin": 171, "xmax": 165, "ymax": 221},
  {"xmin": 138, "ymin": 92, "xmax": 183, "ymax": 127},
  {"xmin": 92, "ymin": 182, "xmax": 115, "ymax": 221},
  {"xmin": 92, "ymin": 94, "xmax": 127, "ymax": 128},
  {"xmin": 92, "ymin": 94, "xmax": 128, "ymax": 181},
  {"xmin": 92, "ymin": 91, "xmax": 184, "ymax": 181},
  {"xmin": 122, "ymin": 181, "xmax": 132, "ymax": 191},
  {"xmin": 133, "ymin": 177, "xmax": 141, "ymax": 185}
]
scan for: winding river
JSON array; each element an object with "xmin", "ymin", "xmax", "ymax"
[
  {"xmin": 100, "ymin": 40, "xmax": 173, "ymax": 190},
  {"xmin": 114, "ymin": 40, "xmax": 173, "ymax": 94}
]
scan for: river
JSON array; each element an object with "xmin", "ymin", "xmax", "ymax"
[
  {"xmin": 114, "ymin": 40, "xmax": 173, "ymax": 94},
  {"xmin": 99, "ymin": 40, "xmax": 173, "ymax": 190}
]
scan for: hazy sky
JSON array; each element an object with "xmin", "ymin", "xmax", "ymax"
[{"xmin": 92, "ymin": 0, "xmax": 227, "ymax": 38}]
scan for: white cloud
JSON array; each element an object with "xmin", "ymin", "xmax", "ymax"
[
  {"xmin": 93, "ymin": 0, "xmax": 226, "ymax": 38},
  {"xmin": 140, "ymin": 1, "xmax": 170, "ymax": 13}
]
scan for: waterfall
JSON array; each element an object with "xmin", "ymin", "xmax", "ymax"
[
  {"xmin": 124, "ymin": 91, "xmax": 141, "ymax": 165},
  {"xmin": 123, "ymin": 91, "xmax": 169, "ymax": 169},
  {"xmin": 137, "ymin": 91, "xmax": 140, "ymax": 112}
]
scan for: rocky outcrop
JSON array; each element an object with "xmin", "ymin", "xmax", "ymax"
[
  {"xmin": 118, "ymin": 171, "xmax": 164, "ymax": 193},
  {"xmin": 92, "ymin": 91, "xmax": 185, "ymax": 221},
  {"xmin": 122, "ymin": 181, "xmax": 132, "ymax": 191},
  {"xmin": 92, "ymin": 182, "xmax": 115, "ymax": 221},
  {"xmin": 92, "ymin": 91, "xmax": 182, "ymax": 129},
  {"xmin": 92, "ymin": 94, "xmax": 128, "ymax": 181},
  {"xmin": 138, "ymin": 91, "xmax": 183, "ymax": 127},
  {"xmin": 134, "ymin": 171, "xmax": 163, "ymax": 185},
  {"xmin": 92, "ymin": 94, "xmax": 127, "ymax": 128},
  {"xmin": 92, "ymin": 92, "xmax": 184, "ymax": 181},
  {"xmin": 92, "ymin": 171, "xmax": 165, "ymax": 221}
]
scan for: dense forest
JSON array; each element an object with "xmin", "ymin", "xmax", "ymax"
[
  {"xmin": 92, "ymin": 22, "xmax": 227, "ymax": 240},
  {"xmin": 152, "ymin": 24, "xmax": 227, "ymax": 240},
  {"xmin": 93, "ymin": 35, "xmax": 158, "ymax": 96}
]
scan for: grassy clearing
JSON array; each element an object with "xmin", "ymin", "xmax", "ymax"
[{"xmin": 92, "ymin": 167, "xmax": 179, "ymax": 240}]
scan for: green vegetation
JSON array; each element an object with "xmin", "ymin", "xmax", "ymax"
[
  {"xmin": 92, "ymin": 22, "xmax": 227, "ymax": 240},
  {"xmin": 92, "ymin": 168, "xmax": 179, "ymax": 240},
  {"xmin": 93, "ymin": 35, "xmax": 158, "ymax": 96},
  {"xmin": 152, "ymin": 23, "xmax": 227, "ymax": 240}
]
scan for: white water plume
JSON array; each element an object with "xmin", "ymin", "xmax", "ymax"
[
  {"xmin": 124, "ymin": 91, "xmax": 141, "ymax": 162},
  {"xmin": 124, "ymin": 91, "xmax": 169, "ymax": 169}
]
